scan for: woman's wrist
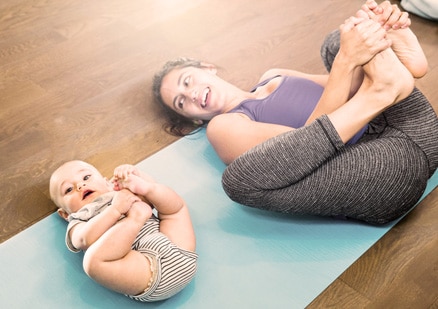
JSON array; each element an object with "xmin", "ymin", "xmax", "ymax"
[{"xmin": 333, "ymin": 51, "xmax": 358, "ymax": 74}]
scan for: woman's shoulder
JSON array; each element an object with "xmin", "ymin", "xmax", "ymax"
[
  {"xmin": 207, "ymin": 113, "xmax": 250, "ymax": 132},
  {"xmin": 259, "ymin": 68, "xmax": 285, "ymax": 82},
  {"xmin": 206, "ymin": 114, "xmax": 252, "ymax": 146},
  {"xmin": 259, "ymin": 68, "xmax": 328, "ymax": 88}
]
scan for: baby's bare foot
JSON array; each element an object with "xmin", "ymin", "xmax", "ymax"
[{"xmin": 362, "ymin": 48, "xmax": 414, "ymax": 109}]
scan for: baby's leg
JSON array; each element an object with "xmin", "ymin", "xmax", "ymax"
[{"xmin": 83, "ymin": 202, "xmax": 153, "ymax": 295}]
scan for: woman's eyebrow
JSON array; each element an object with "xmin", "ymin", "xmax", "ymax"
[
  {"xmin": 173, "ymin": 96, "xmax": 179, "ymax": 109},
  {"xmin": 177, "ymin": 71, "xmax": 185, "ymax": 87}
]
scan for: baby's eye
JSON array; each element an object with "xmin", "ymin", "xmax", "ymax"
[
  {"xmin": 83, "ymin": 174, "xmax": 91, "ymax": 181},
  {"xmin": 64, "ymin": 187, "xmax": 73, "ymax": 195}
]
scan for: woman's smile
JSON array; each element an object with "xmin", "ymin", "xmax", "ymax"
[{"xmin": 200, "ymin": 87, "xmax": 210, "ymax": 108}]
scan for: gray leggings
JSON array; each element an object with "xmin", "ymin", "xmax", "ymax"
[{"xmin": 222, "ymin": 31, "xmax": 438, "ymax": 224}]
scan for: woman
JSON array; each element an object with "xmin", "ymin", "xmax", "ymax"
[{"xmin": 153, "ymin": 1, "xmax": 438, "ymax": 224}]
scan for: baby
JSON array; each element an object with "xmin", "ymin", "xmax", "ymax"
[{"xmin": 49, "ymin": 160, "xmax": 197, "ymax": 302}]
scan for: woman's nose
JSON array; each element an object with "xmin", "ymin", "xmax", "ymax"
[{"xmin": 191, "ymin": 89, "xmax": 198, "ymax": 102}]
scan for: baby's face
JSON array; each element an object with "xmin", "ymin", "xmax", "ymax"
[{"xmin": 50, "ymin": 161, "xmax": 112, "ymax": 215}]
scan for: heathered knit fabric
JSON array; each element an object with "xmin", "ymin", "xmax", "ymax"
[{"xmin": 222, "ymin": 32, "xmax": 438, "ymax": 224}]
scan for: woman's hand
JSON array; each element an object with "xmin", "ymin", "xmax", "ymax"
[
  {"xmin": 338, "ymin": 16, "xmax": 390, "ymax": 67},
  {"xmin": 361, "ymin": 0, "xmax": 411, "ymax": 30}
]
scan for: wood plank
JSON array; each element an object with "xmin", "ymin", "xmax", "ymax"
[{"xmin": 1, "ymin": 0, "xmax": 437, "ymax": 306}]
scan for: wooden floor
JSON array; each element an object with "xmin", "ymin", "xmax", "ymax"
[{"xmin": 1, "ymin": 0, "xmax": 437, "ymax": 307}]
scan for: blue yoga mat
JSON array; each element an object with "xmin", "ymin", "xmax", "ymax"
[{"xmin": 1, "ymin": 129, "xmax": 437, "ymax": 308}]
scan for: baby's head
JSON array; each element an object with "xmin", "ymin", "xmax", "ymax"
[{"xmin": 50, "ymin": 160, "xmax": 113, "ymax": 220}]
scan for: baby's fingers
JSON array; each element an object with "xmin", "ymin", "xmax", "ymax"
[{"xmin": 114, "ymin": 164, "xmax": 135, "ymax": 180}]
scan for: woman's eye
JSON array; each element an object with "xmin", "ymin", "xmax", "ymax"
[
  {"xmin": 177, "ymin": 97, "xmax": 184, "ymax": 109},
  {"xmin": 183, "ymin": 76, "xmax": 190, "ymax": 87}
]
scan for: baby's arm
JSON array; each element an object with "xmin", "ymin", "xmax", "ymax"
[
  {"xmin": 82, "ymin": 196, "xmax": 154, "ymax": 296},
  {"xmin": 114, "ymin": 165, "xmax": 196, "ymax": 252},
  {"xmin": 69, "ymin": 189, "xmax": 141, "ymax": 251}
]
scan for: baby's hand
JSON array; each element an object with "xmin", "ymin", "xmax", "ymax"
[
  {"xmin": 113, "ymin": 164, "xmax": 139, "ymax": 181},
  {"xmin": 113, "ymin": 164, "xmax": 140, "ymax": 191},
  {"xmin": 111, "ymin": 189, "xmax": 141, "ymax": 215},
  {"xmin": 114, "ymin": 172, "xmax": 151, "ymax": 197},
  {"xmin": 126, "ymin": 200, "xmax": 153, "ymax": 224},
  {"xmin": 113, "ymin": 165, "xmax": 156, "ymax": 190}
]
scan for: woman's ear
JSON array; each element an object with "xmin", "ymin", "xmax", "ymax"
[
  {"xmin": 201, "ymin": 62, "xmax": 217, "ymax": 75},
  {"xmin": 193, "ymin": 119, "xmax": 204, "ymax": 125},
  {"xmin": 57, "ymin": 208, "xmax": 69, "ymax": 221}
]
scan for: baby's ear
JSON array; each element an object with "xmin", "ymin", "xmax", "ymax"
[{"xmin": 57, "ymin": 208, "xmax": 69, "ymax": 221}]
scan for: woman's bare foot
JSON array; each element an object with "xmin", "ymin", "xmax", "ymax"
[
  {"xmin": 357, "ymin": 5, "xmax": 428, "ymax": 78},
  {"xmin": 362, "ymin": 47, "xmax": 414, "ymax": 110},
  {"xmin": 386, "ymin": 28, "xmax": 428, "ymax": 78}
]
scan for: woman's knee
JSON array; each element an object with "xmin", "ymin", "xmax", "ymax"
[
  {"xmin": 356, "ymin": 141, "xmax": 429, "ymax": 224},
  {"xmin": 320, "ymin": 29, "xmax": 340, "ymax": 72},
  {"xmin": 221, "ymin": 162, "xmax": 271, "ymax": 207}
]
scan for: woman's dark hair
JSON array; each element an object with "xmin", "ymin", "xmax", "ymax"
[{"xmin": 153, "ymin": 57, "xmax": 209, "ymax": 136}]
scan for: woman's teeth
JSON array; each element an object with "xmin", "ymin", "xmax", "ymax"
[{"xmin": 201, "ymin": 88, "xmax": 210, "ymax": 107}]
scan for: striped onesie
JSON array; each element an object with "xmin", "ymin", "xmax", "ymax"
[{"xmin": 66, "ymin": 192, "xmax": 198, "ymax": 301}]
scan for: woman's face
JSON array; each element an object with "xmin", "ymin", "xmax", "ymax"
[{"xmin": 160, "ymin": 65, "xmax": 229, "ymax": 121}]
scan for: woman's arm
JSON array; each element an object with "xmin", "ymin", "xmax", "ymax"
[
  {"xmin": 207, "ymin": 113, "xmax": 294, "ymax": 164},
  {"xmin": 260, "ymin": 21, "xmax": 387, "ymax": 127},
  {"xmin": 306, "ymin": 16, "xmax": 391, "ymax": 124}
]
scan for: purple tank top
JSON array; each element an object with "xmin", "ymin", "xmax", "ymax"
[{"xmin": 227, "ymin": 75, "xmax": 367, "ymax": 144}]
